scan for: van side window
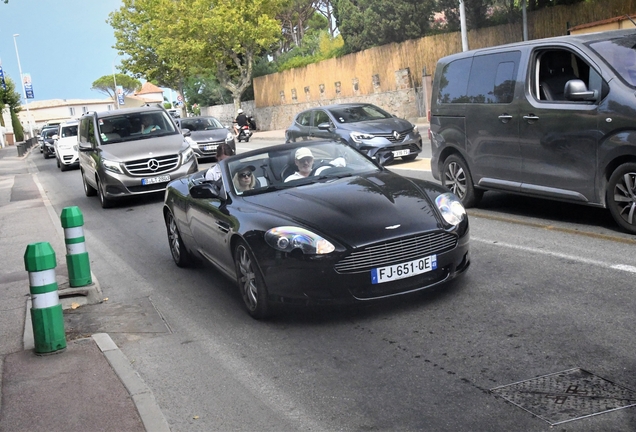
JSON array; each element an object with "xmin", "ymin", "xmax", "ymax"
[
  {"xmin": 436, "ymin": 58, "xmax": 472, "ymax": 104},
  {"xmin": 467, "ymin": 51, "xmax": 520, "ymax": 104},
  {"xmin": 87, "ymin": 119, "xmax": 97, "ymax": 146},
  {"xmin": 535, "ymin": 49, "xmax": 591, "ymax": 101}
]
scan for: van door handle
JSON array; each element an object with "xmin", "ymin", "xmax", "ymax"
[
  {"xmin": 523, "ymin": 114, "xmax": 540, "ymax": 123},
  {"xmin": 498, "ymin": 114, "xmax": 513, "ymax": 123}
]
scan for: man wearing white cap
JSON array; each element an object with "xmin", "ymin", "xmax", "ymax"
[{"xmin": 284, "ymin": 147, "xmax": 314, "ymax": 182}]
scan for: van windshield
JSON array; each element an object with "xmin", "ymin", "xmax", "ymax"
[
  {"xmin": 588, "ymin": 35, "xmax": 636, "ymax": 87},
  {"xmin": 97, "ymin": 111, "xmax": 178, "ymax": 144}
]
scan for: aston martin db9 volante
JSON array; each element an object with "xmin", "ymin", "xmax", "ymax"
[{"xmin": 163, "ymin": 140, "xmax": 470, "ymax": 319}]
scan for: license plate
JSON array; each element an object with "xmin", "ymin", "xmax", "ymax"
[
  {"xmin": 392, "ymin": 149, "xmax": 410, "ymax": 157},
  {"xmin": 371, "ymin": 255, "xmax": 437, "ymax": 284},
  {"xmin": 203, "ymin": 144, "xmax": 218, "ymax": 151},
  {"xmin": 142, "ymin": 174, "xmax": 171, "ymax": 185}
]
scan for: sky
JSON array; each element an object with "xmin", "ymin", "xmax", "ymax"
[{"xmin": 0, "ymin": 0, "xmax": 127, "ymax": 102}]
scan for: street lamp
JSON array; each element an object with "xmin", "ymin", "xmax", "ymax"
[{"xmin": 13, "ymin": 34, "xmax": 34, "ymax": 139}]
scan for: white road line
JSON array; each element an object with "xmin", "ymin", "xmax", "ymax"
[{"xmin": 472, "ymin": 237, "xmax": 636, "ymax": 274}]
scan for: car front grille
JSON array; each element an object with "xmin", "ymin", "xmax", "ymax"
[
  {"xmin": 125, "ymin": 155, "xmax": 180, "ymax": 176},
  {"xmin": 374, "ymin": 129, "xmax": 412, "ymax": 143},
  {"xmin": 334, "ymin": 232, "xmax": 457, "ymax": 273}
]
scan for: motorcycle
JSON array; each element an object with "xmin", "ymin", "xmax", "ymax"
[{"xmin": 236, "ymin": 124, "xmax": 252, "ymax": 142}]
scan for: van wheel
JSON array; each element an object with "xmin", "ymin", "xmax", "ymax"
[
  {"xmin": 442, "ymin": 154, "xmax": 482, "ymax": 208},
  {"xmin": 82, "ymin": 170, "xmax": 97, "ymax": 197},
  {"xmin": 607, "ymin": 163, "xmax": 636, "ymax": 234},
  {"xmin": 97, "ymin": 178, "xmax": 114, "ymax": 208}
]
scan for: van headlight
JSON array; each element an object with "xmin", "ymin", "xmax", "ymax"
[
  {"xmin": 265, "ymin": 226, "xmax": 335, "ymax": 255},
  {"xmin": 102, "ymin": 158, "xmax": 124, "ymax": 174},
  {"xmin": 350, "ymin": 131, "xmax": 375, "ymax": 144},
  {"xmin": 435, "ymin": 193, "xmax": 466, "ymax": 225}
]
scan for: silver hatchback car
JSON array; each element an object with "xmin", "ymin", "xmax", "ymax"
[{"xmin": 77, "ymin": 105, "xmax": 198, "ymax": 208}]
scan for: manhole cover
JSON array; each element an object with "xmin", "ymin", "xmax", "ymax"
[{"xmin": 490, "ymin": 368, "xmax": 636, "ymax": 425}]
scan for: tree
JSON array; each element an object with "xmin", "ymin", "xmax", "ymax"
[
  {"xmin": 110, "ymin": 0, "xmax": 284, "ymax": 112},
  {"xmin": 332, "ymin": 0, "xmax": 436, "ymax": 53},
  {"xmin": 436, "ymin": 0, "xmax": 494, "ymax": 31},
  {"xmin": 0, "ymin": 76, "xmax": 22, "ymax": 139},
  {"xmin": 91, "ymin": 74, "xmax": 141, "ymax": 100}
]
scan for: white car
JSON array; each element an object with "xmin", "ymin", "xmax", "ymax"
[{"xmin": 54, "ymin": 120, "xmax": 79, "ymax": 171}]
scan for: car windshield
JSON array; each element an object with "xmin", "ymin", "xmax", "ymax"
[
  {"xmin": 60, "ymin": 125, "xmax": 78, "ymax": 138},
  {"xmin": 97, "ymin": 111, "xmax": 177, "ymax": 144},
  {"xmin": 179, "ymin": 117, "xmax": 223, "ymax": 131},
  {"xmin": 225, "ymin": 141, "xmax": 380, "ymax": 196},
  {"xmin": 588, "ymin": 34, "xmax": 636, "ymax": 87},
  {"xmin": 43, "ymin": 129, "xmax": 57, "ymax": 138},
  {"xmin": 328, "ymin": 105, "xmax": 393, "ymax": 124}
]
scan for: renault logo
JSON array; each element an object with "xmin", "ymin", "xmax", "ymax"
[
  {"xmin": 148, "ymin": 159, "xmax": 160, "ymax": 171},
  {"xmin": 393, "ymin": 131, "xmax": 400, "ymax": 140}
]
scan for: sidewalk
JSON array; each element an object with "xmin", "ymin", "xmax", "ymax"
[{"xmin": 0, "ymin": 144, "xmax": 168, "ymax": 432}]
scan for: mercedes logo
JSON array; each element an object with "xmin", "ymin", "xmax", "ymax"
[
  {"xmin": 147, "ymin": 159, "xmax": 160, "ymax": 171},
  {"xmin": 393, "ymin": 131, "xmax": 400, "ymax": 140}
]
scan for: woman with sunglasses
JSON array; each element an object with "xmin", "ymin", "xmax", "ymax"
[{"xmin": 232, "ymin": 165, "xmax": 257, "ymax": 192}]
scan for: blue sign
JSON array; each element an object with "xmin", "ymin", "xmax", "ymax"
[
  {"xmin": 0, "ymin": 65, "xmax": 6, "ymax": 90},
  {"xmin": 23, "ymin": 73, "xmax": 34, "ymax": 99},
  {"xmin": 116, "ymin": 85, "xmax": 125, "ymax": 105}
]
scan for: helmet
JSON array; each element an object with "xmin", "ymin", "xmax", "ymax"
[{"xmin": 237, "ymin": 109, "xmax": 244, "ymax": 114}]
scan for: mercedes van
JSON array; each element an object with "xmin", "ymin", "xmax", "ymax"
[{"xmin": 430, "ymin": 29, "xmax": 636, "ymax": 234}]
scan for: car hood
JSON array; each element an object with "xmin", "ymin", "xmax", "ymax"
[
  {"xmin": 99, "ymin": 135, "xmax": 188, "ymax": 161},
  {"xmin": 244, "ymin": 171, "xmax": 444, "ymax": 248},
  {"xmin": 337, "ymin": 117, "xmax": 413, "ymax": 134},
  {"xmin": 188, "ymin": 129, "xmax": 230, "ymax": 142}
]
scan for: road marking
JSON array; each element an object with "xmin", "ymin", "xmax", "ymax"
[{"xmin": 472, "ymin": 237, "xmax": 636, "ymax": 274}]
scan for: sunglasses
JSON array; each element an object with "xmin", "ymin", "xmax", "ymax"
[{"xmin": 239, "ymin": 172, "xmax": 252, "ymax": 178}]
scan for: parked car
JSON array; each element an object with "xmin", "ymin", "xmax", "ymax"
[
  {"xmin": 163, "ymin": 140, "xmax": 469, "ymax": 319},
  {"xmin": 429, "ymin": 29, "xmax": 636, "ymax": 234},
  {"xmin": 285, "ymin": 103, "xmax": 423, "ymax": 161},
  {"xmin": 77, "ymin": 105, "xmax": 198, "ymax": 208},
  {"xmin": 54, "ymin": 120, "xmax": 79, "ymax": 171},
  {"xmin": 176, "ymin": 116, "xmax": 235, "ymax": 161},
  {"xmin": 40, "ymin": 126, "xmax": 58, "ymax": 159}
]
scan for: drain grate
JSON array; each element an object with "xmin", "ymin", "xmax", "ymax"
[{"xmin": 490, "ymin": 368, "xmax": 636, "ymax": 425}]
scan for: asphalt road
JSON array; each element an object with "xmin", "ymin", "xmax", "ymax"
[{"xmin": 32, "ymin": 141, "xmax": 636, "ymax": 431}]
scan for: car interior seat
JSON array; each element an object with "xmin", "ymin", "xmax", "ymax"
[
  {"xmin": 268, "ymin": 151, "xmax": 296, "ymax": 182},
  {"xmin": 100, "ymin": 122, "xmax": 121, "ymax": 141},
  {"xmin": 540, "ymin": 52, "xmax": 578, "ymax": 101}
]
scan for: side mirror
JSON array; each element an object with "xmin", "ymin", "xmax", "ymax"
[
  {"xmin": 317, "ymin": 122, "xmax": 332, "ymax": 131},
  {"xmin": 376, "ymin": 150, "xmax": 395, "ymax": 167},
  {"xmin": 181, "ymin": 128, "xmax": 191, "ymax": 137},
  {"xmin": 52, "ymin": 134, "xmax": 59, "ymax": 140},
  {"xmin": 564, "ymin": 79, "xmax": 598, "ymax": 101},
  {"xmin": 77, "ymin": 142, "xmax": 92, "ymax": 152},
  {"xmin": 190, "ymin": 181, "xmax": 227, "ymax": 201}
]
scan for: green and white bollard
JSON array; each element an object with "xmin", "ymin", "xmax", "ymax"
[
  {"xmin": 61, "ymin": 206, "xmax": 92, "ymax": 287},
  {"xmin": 24, "ymin": 242, "xmax": 67, "ymax": 355}
]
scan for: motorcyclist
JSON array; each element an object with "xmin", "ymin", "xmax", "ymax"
[{"xmin": 233, "ymin": 108, "xmax": 249, "ymax": 136}]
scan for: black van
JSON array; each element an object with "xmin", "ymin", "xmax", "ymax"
[{"xmin": 429, "ymin": 29, "xmax": 636, "ymax": 234}]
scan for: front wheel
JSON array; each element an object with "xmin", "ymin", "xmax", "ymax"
[
  {"xmin": 97, "ymin": 178, "xmax": 114, "ymax": 208},
  {"xmin": 234, "ymin": 241, "xmax": 270, "ymax": 319},
  {"xmin": 442, "ymin": 154, "xmax": 483, "ymax": 208},
  {"xmin": 82, "ymin": 170, "xmax": 97, "ymax": 197},
  {"xmin": 607, "ymin": 163, "xmax": 636, "ymax": 234},
  {"xmin": 166, "ymin": 211, "xmax": 193, "ymax": 267}
]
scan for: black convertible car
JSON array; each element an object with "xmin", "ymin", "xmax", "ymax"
[{"xmin": 163, "ymin": 141, "xmax": 470, "ymax": 319}]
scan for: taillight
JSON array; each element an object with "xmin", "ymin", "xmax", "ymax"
[{"xmin": 427, "ymin": 110, "xmax": 431, "ymax": 122}]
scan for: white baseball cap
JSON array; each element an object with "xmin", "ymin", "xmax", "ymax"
[
  {"xmin": 295, "ymin": 147, "xmax": 313, "ymax": 160},
  {"xmin": 237, "ymin": 108, "xmax": 244, "ymax": 114}
]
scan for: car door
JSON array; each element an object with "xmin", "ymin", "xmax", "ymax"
[
  {"xmin": 292, "ymin": 110, "xmax": 312, "ymax": 141},
  {"xmin": 464, "ymin": 50, "xmax": 524, "ymax": 188},
  {"xmin": 518, "ymin": 46, "xmax": 601, "ymax": 202},
  {"xmin": 310, "ymin": 109, "xmax": 335, "ymax": 140}
]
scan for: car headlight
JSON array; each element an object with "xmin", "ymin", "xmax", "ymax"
[
  {"xmin": 412, "ymin": 124, "xmax": 419, "ymax": 134},
  {"xmin": 435, "ymin": 193, "xmax": 466, "ymax": 225},
  {"xmin": 225, "ymin": 132, "xmax": 234, "ymax": 142},
  {"xmin": 181, "ymin": 147, "xmax": 195, "ymax": 164},
  {"xmin": 265, "ymin": 226, "xmax": 335, "ymax": 255},
  {"xmin": 350, "ymin": 131, "xmax": 375, "ymax": 144},
  {"xmin": 102, "ymin": 158, "xmax": 123, "ymax": 174}
]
